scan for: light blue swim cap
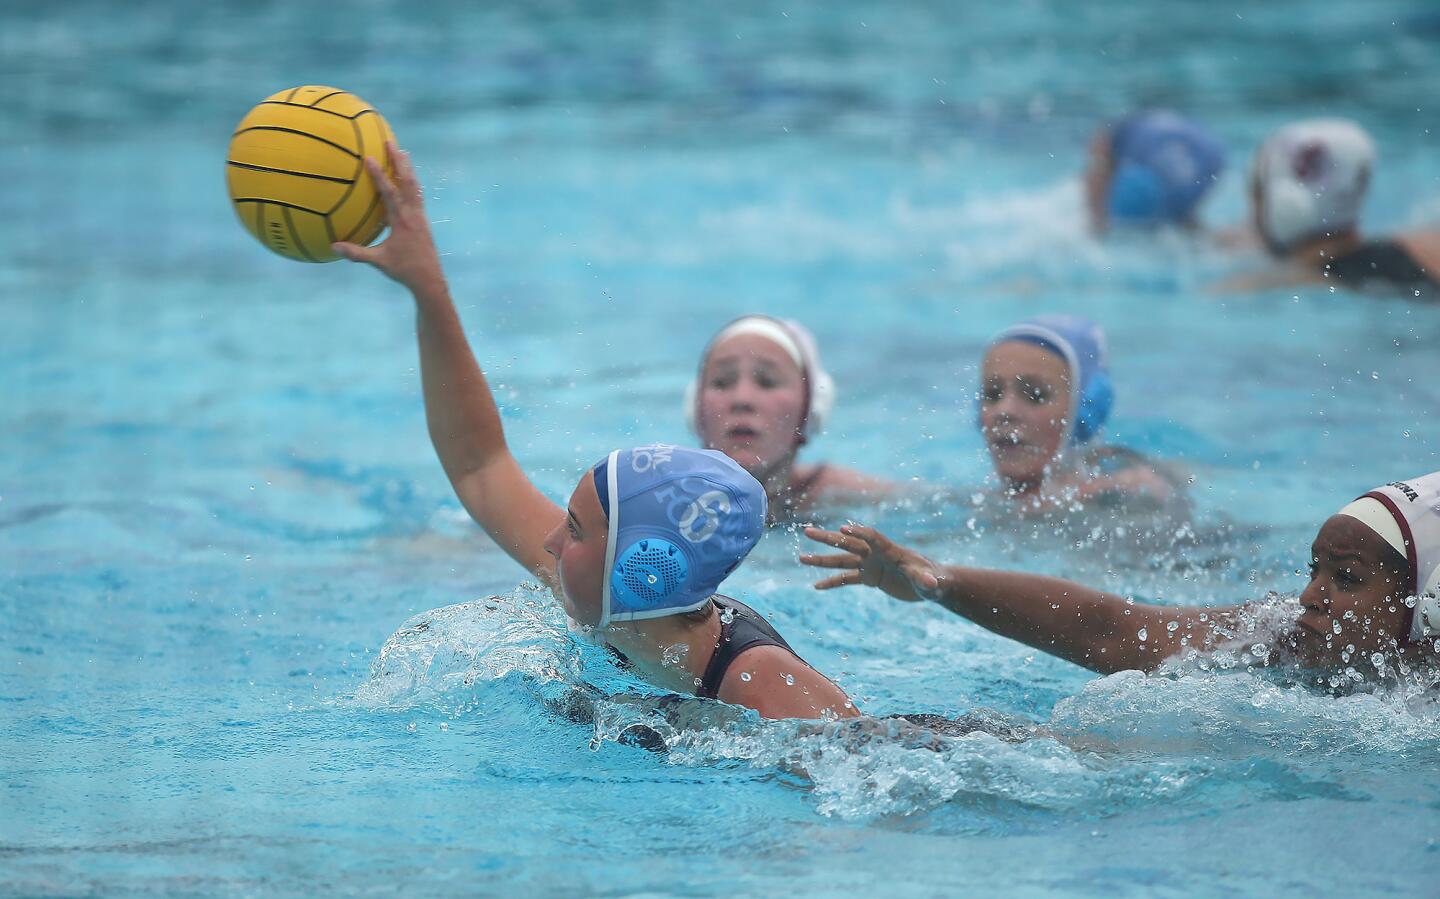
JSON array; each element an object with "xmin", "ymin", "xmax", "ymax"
[
  {"xmin": 589, "ymin": 445, "xmax": 766, "ymax": 628},
  {"xmin": 985, "ymin": 315, "xmax": 1114, "ymax": 445},
  {"xmin": 1107, "ymin": 111, "xmax": 1226, "ymax": 226}
]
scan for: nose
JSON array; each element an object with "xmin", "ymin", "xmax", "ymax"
[
  {"xmin": 992, "ymin": 390, "xmax": 1024, "ymax": 418},
  {"xmin": 542, "ymin": 523, "xmax": 563, "ymax": 559},
  {"xmin": 727, "ymin": 380, "xmax": 758, "ymax": 411},
  {"xmin": 1299, "ymin": 576, "xmax": 1328, "ymax": 613},
  {"xmin": 981, "ymin": 398, "xmax": 1015, "ymax": 430}
]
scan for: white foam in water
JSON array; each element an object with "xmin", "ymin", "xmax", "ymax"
[{"xmin": 349, "ymin": 587, "xmax": 1440, "ymax": 823}]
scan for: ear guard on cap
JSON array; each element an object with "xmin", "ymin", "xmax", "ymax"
[
  {"xmin": 610, "ymin": 537, "xmax": 690, "ymax": 613},
  {"xmin": 1414, "ymin": 594, "xmax": 1440, "ymax": 641},
  {"xmin": 1073, "ymin": 370, "xmax": 1114, "ymax": 445},
  {"xmin": 1107, "ymin": 164, "xmax": 1166, "ymax": 224}
]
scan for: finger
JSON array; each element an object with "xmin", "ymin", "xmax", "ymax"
[
  {"xmin": 331, "ymin": 241, "xmax": 377, "ymax": 264},
  {"xmin": 802, "ymin": 527, "xmax": 851, "ymax": 549},
  {"xmin": 813, "ymin": 572, "xmax": 862, "ymax": 590},
  {"xmin": 388, "ymin": 141, "xmax": 422, "ymax": 198},
  {"xmin": 364, "ymin": 156, "xmax": 404, "ymax": 212},
  {"xmin": 802, "ymin": 526, "xmax": 870, "ymax": 557},
  {"xmin": 797, "ymin": 552, "xmax": 863, "ymax": 569},
  {"xmin": 839, "ymin": 523, "xmax": 884, "ymax": 545}
]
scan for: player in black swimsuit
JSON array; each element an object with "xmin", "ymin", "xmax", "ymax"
[{"xmin": 1325, "ymin": 240, "xmax": 1437, "ymax": 298}]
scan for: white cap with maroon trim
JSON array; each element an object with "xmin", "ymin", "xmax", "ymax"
[{"xmin": 1341, "ymin": 472, "xmax": 1440, "ymax": 642}]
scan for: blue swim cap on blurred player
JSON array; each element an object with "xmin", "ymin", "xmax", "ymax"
[
  {"xmin": 985, "ymin": 316, "xmax": 1114, "ymax": 445},
  {"xmin": 589, "ymin": 445, "xmax": 766, "ymax": 628},
  {"xmin": 1107, "ymin": 111, "xmax": 1226, "ymax": 226}
]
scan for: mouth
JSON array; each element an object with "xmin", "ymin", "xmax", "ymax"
[
  {"xmin": 1295, "ymin": 614, "xmax": 1328, "ymax": 637},
  {"xmin": 725, "ymin": 425, "xmax": 761, "ymax": 441}
]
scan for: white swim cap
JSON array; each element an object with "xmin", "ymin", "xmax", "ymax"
[
  {"xmin": 1338, "ymin": 472, "xmax": 1440, "ymax": 642},
  {"xmin": 1251, "ymin": 119, "xmax": 1375, "ymax": 253},
  {"xmin": 685, "ymin": 315, "xmax": 835, "ymax": 444}
]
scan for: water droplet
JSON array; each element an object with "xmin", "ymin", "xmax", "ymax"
[
  {"xmin": 1370, "ymin": 371, "xmax": 1379, "ymax": 380},
  {"xmin": 1137, "ymin": 627, "xmax": 1148, "ymax": 642},
  {"xmin": 784, "ymin": 674, "xmax": 795, "ymax": 686},
  {"xmin": 661, "ymin": 642, "xmax": 689, "ymax": 668},
  {"xmin": 1332, "ymin": 620, "xmax": 1343, "ymax": 635},
  {"xmin": 719, "ymin": 605, "xmax": 736, "ymax": 625},
  {"xmin": 739, "ymin": 671, "xmax": 752, "ymax": 682},
  {"xmin": 1250, "ymin": 643, "xmax": 1268, "ymax": 657},
  {"xmin": 406, "ymin": 722, "xmax": 416, "ymax": 733},
  {"xmin": 1370, "ymin": 652, "xmax": 1385, "ymax": 668},
  {"xmin": 1166, "ymin": 621, "xmax": 1179, "ymax": 633}
]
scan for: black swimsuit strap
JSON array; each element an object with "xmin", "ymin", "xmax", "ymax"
[
  {"xmin": 698, "ymin": 598, "xmax": 803, "ymax": 699},
  {"xmin": 1325, "ymin": 240, "xmax": 1436, "ymax": 294}
]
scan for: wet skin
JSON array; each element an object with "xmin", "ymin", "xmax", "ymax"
[
  {"xmin": 1291, "ymin": 514, "xmax": 1412, "ymax": 668},
  {"xmin": 542, "ymin": 474, "xmax": 608, "ymax": 626},
  {"xmin": 695, "ymin": 333, "xmax": 808, "ymax": 481},
  {"xmin": 979, "ymin": 341, "xmax": 1072, "ymax": 493}
]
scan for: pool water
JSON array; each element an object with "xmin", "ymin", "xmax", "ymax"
[{"xmin": 4, "ymin": 1, "xmax": 1440, "ymax": 894}]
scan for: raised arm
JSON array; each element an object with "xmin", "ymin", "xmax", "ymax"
[
  {"xmin": 334, "ymin": 144, "xmax": 561, "ymax": 585},
  {"xmin": 801, "ymin": 524, "xmax": 1242, "ymax": 674}
]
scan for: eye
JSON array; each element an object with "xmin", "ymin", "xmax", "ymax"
[
  {"xmin": 1022, "ymin": 384, "xmax": 1050, "ymax": 404},
  {"xmin": 708, "ymin": 371, "xmax": 737, "ymax": 390},
  {"xmin": 981, "ymin": 384, "xmax": 1003, "ymax": 404},
  {"xmin": 1335, "ymin": 568, "xmax": 1360, "ymax": 589},
  {"xmin": 1306, "ymin": 560, "xmax": 1319, "ymax": 579},
  {"xmin": 755, "ymin": 371, "xmax": 780, "ymax": 389},
  {"xmin": 567, "ymin": 520, "xmax": 580, "ymax": 539}
]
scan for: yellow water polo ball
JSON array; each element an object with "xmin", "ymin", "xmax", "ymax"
[{"xmin": 226, "ymin": 85, "xmax": 396, "ymax": 263}]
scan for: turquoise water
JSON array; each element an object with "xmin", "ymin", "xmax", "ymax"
[{"xmin": 5, "ymin": 1, "xmax": 1440, "ymax": 894}]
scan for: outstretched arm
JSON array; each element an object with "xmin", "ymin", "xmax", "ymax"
[
  {"xmin": 334, "ymin": 144, "xmax": 562, "ymax": 585},
  {"xmin": 801, "ymin": 524, "xmax": 1242, "ymax": 674}
]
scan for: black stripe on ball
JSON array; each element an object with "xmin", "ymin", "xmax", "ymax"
[
  {"xmin": 227, "ymin": 160, "xmax": 355, "ymax": 185},
  {"xmin": 231, "ymin": 126, "xmax": 359, "ymax": 159}
]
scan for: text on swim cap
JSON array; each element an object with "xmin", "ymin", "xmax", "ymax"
[
  {"xmin": 630, "ymin": 444, "xmax": 676, "ymax": 473},
  {"xmin": 1389, "ymin": 481, "xmax": 1420, "ymax": 502}
]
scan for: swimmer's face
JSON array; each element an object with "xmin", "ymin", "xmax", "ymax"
[
  {"xmin": 1292, "ymin": 515, "xmax": 1412, "ymax": 668},
  {"xmin": 980, "ymin": 341, "xmax": 1072, "ymax": 491},
  {"xmin": 1083, "ymin": 127, "xmax": 1114, "ymax": 235},
  {"xmin": 696, "ymin": 333, "xmax": 807, "ymax": 478},
  {"xmin": 542, "ymin": 474, "xmax": 609, "ymax": 627}
]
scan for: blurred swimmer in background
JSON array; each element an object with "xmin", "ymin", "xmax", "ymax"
[
  {"xmin": 978, "ymin": 315, "xmax": 1187, "ymax": 516},
  {"xmin": 1083, "ymin": 110, "xmax": 1227, "ymax": 236},
  {"xmin": 1223, "ymin": 119, "xmax": 1438, "ymax": 298},
  {"xmin": 804, "ymin": 472, "xmax": 1440, "ymax": 681},
  {"xmin": 333, "ymin": 144, "xmax": 858, "ymax": 721},
  {"xmin": 687, "ymin": 316, "xmax": 895, "ymax": 522}
]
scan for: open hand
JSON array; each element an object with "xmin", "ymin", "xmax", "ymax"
[
  {"xmin": 332, "ymin": 141, "xmax": 444, "ymax": 293},
  {"xmin": 799, "ymin": 523, "xmax": 944, "ymax": 603}
]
